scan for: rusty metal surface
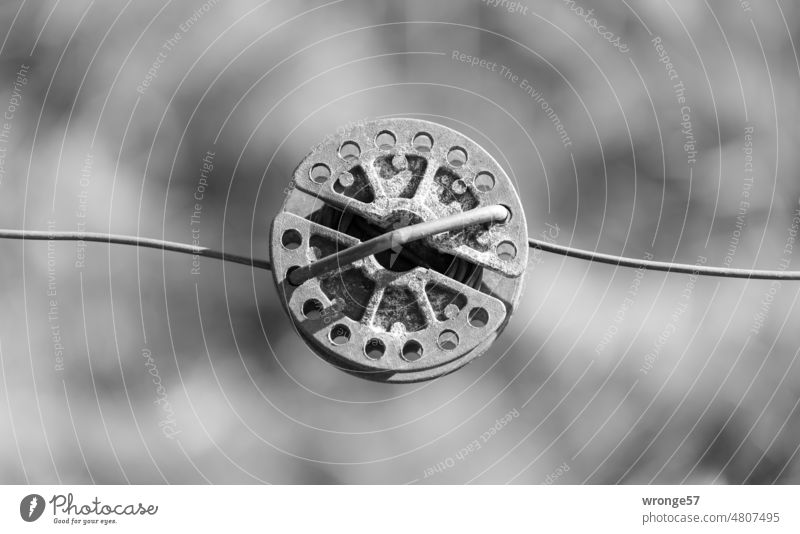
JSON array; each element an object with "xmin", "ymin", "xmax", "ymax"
[{"xmin": 271, "ymin": 118, "xmax": 528, "ymax": 382}]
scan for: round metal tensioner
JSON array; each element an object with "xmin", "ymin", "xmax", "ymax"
[{"xmin": 271, "ymin": 118, "xmax": 528, "ymax": 382}]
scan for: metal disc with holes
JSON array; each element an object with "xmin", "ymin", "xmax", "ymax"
[{"xmin": 270, "ymin": 118, "xmax": 528, "ymax": 383}]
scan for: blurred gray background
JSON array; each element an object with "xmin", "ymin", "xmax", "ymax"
[{"xmin": 1, "ymin": 0, "xmax": 799, "ymax": 484}]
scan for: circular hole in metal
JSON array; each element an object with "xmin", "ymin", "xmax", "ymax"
[
  {"xmin": 468, "ymin": 307, "xmax": 489, "ymax": 328},
  {"xmin": 496, "ymin": 241, "xmax": 517, "ymax": 262},
  {"xmin": 302, "ymin": 299, "xmax": 323, "ymax": 320},
  {"xmin": 365, "ymin": 338, "xmax": 386, "ymax": 360},
  {"xmin": 447, "ymin": 146, "xmax": 468, "ymax": 167},
  {"xmin": 286, "ymin": 266, "xmax": 302, "ymax": 286},
  {"xmin": 329, "ymin": 324, "xmax": 351, "ymax": 345},
  {"xmin": 475, "ymin": 171, "xmax": 495, "ymax": 192},
  {"xmin": 437, "ymin": 330, "xmax": 459, "ymax": 351},
  {"xmin": 281, "ymin": 229, "xmax": 302, "ymax": 250},
  {"xmin": 413, "ymin": 132, "xmax": 433, "ymax": 152},
  {"xmin": 339, "ymin": 141, "xmax": 360, "ymax": 161},
  {"xmin": 375, "ymin": 130, "xmax": 396, "ymax": 149},
  {"xmin": 310, "ymin": 163, "xmax": 331, "ymax": 184},
  {"xmin": 401, "ymin": 340, "xmax": 424, "ymax": 361}
]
